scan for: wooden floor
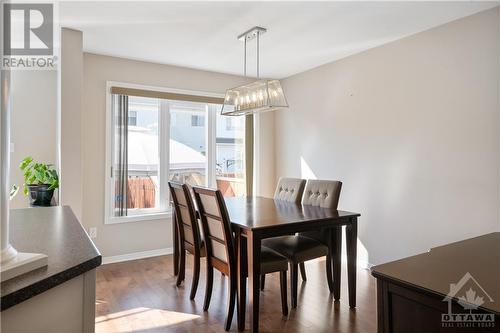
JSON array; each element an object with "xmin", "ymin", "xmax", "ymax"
[{"xmin": 96, "ymin": 255, "xmax": 377, "ymax": 333}]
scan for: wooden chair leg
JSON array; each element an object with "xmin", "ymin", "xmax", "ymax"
[
  {"xmin": 260, "ymin": 274, "xmax": 266, "ymax": 290},
  {"xmin": 173, "ymin": 215, "xmax": 179, "ymax": 276},
  {"xmin": 176, "ymin": 248, "xmax": 185, "ymax": 287},
  {"xmin": 190, "ymin": 252, "xmax": 200, "ymax": 300},
  {"xmin": 326, "ymin": 253, "xmax": 334, "ymax": 293},
  {"xmin": 203, "ymin": 265, "xmax": 214, "ymax": 311},
  {"xmin": 299, "ymin": 262, "xmax": 307, "ymax": 281},
  {"xmin": 280, "ymin": 270, "xmax": 288, "ymax": 316},
  {"xmin": 224, "ymin": 275, "xmax": 237, "ymax": 331},
  {"xmin": 291, "ymin": 263, "xmax": 298, "ymax": 308}
]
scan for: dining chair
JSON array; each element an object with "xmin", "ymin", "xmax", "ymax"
[
  {"xmin": 168, "ymin": 181, "xmax": 206, "ymax": 300},
  {"xmin": 258, "ymin": 177, "xmax": 306, "ymax": 290},
  {"xmin": 192, "ymin": 186, "xmax": 290, "ymax": 331},
  {"xmin": 262, "ymin": 179, "xmax": 342, "ymax": 308},
  {"xmin": 274, "ymin": 177, "xmax": 306, "ymax": 204},
  {"xmin": 298, "ymin": 180, "xmax": 342, "ymax": 276}
]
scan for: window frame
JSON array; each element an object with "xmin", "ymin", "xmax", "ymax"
[{"xmin": 104, "ymin": 81, "xmax": 225, "ymax": 224}]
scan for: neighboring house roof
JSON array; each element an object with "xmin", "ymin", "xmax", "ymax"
[{"xmin": 128, "ymin": 126, "xmax": 205, "ymax": 171}]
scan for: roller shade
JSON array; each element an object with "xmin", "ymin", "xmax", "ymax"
[{"xmin": 110, "ymin": 86, "xmax": 224, "ymax": 105}]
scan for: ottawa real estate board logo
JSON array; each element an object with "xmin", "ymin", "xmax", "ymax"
[
  {"xmin": 2, "ymin": 3, "xmax": 56, "ymax": 69},
  {"xmin": 442, "ymin": 272, "xmax": 495, "ymax": 329}
]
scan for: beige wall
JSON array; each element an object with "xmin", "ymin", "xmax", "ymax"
[
  {"xmin": 277, "ymin": 8, "xmax": 500, "ymax": 265},
  {"xmin": 81, "ymin": 53, "xmax": 275, "ymax": 257},
  {"xmin": 255, "ymin": 112, "xmax": 276, "ymax": 197},
  {"xmin": 10, "ymin": 70, "xmax": 57, "ymax": 209},
  {"xmin": 61, "ymin": 28, "xmax": 84, "ymax": 220}
]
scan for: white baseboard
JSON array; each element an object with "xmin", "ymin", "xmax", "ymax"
[
  {"xmin": 102, "ymin": 247, "xmax": 173, "ymax": 265},
  {"xmin": 102, "ymin": 247, "xmax": 374, "ymax": 270},
  {"xmin": 340, "ymin": 256, "xmax": 373, "ymax": 270}
]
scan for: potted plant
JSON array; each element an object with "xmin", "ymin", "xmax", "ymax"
[{"xmin": 19, "ymin": 156, "xmax": 59, "ymax": 207}]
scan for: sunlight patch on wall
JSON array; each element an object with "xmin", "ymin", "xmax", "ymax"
[{"xmin": 300, "ymin": 156, "xmax": 317, "ymax": 180}]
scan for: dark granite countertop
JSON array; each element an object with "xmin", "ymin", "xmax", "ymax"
[{"xmin": 1, "ymin": 206, "xmax": 101, "ymax": 311}]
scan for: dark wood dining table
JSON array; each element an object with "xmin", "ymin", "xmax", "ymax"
[
  {"xmin": 224, "ymin": 196, "xmax": 360, "ymax": 333},
  {"xmin": 172, "ymin": 196, "xmax": 360, "ymax": 333}
]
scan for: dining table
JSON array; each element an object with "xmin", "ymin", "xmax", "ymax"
[
  {"xmin": 172, "ymin": 195, "xmax": 360, "ymax": 333},
  {"xmin": 225, "ymin": 196, "xmax": 360, "ymax": 333}
]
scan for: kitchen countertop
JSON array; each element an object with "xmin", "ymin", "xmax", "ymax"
[{"xmin": 1, "ymin": 206, "xmax": 101, "ymax": 311}]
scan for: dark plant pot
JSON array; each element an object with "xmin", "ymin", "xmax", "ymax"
[{"xmin": 28, "ymin": 184, "xmax": 54, "ymax": 207}]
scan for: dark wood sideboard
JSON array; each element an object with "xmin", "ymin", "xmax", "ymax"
[{"xmin": 372, "ymin": 232, "xmax": 499, "ymax": 333}]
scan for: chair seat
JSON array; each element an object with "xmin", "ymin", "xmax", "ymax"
[
  {"xmin": 299, "ymin": 230, "xmax": 328, "ymax": 245},
  {"xmin": 263, "ymin": 235, "xmax": 328, "ymax": 263},
  {"xmin": 260, "ymin": 246, "xmax": 289, "ymax": 274}
]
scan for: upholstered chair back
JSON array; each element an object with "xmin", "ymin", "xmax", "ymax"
[
  {"xmin": 301, "ymin": 180, "xmax": 342, "ymax": 209},
  {"xmin": 274, "ymin": 177, "xmax": 306, "ymax": 204}
]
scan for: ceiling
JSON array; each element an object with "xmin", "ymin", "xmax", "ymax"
[{"xmin": 60, "ymin": 1, "xmax": 499, "ymax": 79}]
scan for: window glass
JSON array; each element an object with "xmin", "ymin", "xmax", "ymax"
[
  {"xmin": 169, "ymin": 101, "xmax": 207, "ymax": 186},
  {"xmin": 126, "ymin": 96, "xmax": 161, "ymax": 213},
  {"xmin": 216, "ymin": 110, "xmax": 246, "ymax": 197}
]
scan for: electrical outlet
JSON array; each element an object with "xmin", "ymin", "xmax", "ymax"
[{"xmin": 89, "ymin": 227, "xmax": 97, "ymax": 239}]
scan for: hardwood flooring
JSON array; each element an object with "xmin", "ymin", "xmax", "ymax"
[{"xmin": 96, "ymin": 255, "xmax": 377, "ymax": 333}]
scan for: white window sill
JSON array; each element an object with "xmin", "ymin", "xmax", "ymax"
[{"xmin": 105, "ymin": 211, "xmax": 172, "ymax": 225}]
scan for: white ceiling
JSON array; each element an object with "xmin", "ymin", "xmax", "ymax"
[{"xmin": 60, "ymin": 1, "xmax": 499, "ymax": 79}]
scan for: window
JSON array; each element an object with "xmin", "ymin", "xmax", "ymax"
[
  {"xmin": 170, "ymin": 103, "xmax": 207, "ymax": 186},
  {"xmin": 106, "ymin": 84, "xmax": 247, "ymax": 224},
  {"xmin": 110, "ymin": 96, "xmax": 166, "ymax": 220},
  {"xmin": 216, "ymin": 113, "xmax": 246, "ymax": 197},
  {"xmin": 191, "ymin": 114, "xmax": 204, "ymax": 127},
  {"xmin": 128, "ymin": 110, "xmax": 137, "ymax": 126}
]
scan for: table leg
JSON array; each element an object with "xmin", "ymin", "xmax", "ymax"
[
  {"xmin": 247, "ymin": 231, "xmax": 261, "ymax": 333},
  {"xmin": 332, "ymin": 225, "xmax": 342, "ymax": 300},
  {"xmin": 346, "ymin": 217, "xmax": 358, "ymax": 308},
  {"xmin": 173, "ymin": 212, "xmax": 179, "ymax": 276},
  {"xmin": 236, "ymin": 228, "xmax": 247, "ymax": 331},
  {"xmin": 325, "ymin": 228, "xmax": 334, "ymax": 293}
]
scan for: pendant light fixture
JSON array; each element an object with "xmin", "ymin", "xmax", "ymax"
[{"xmin": 221, "ymin": 26, "xmax": 288, "ymax": 116}]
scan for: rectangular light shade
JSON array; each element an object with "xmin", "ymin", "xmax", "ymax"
[{"xmin": 221, "ymin": 79, "xmax": 288, "ymax": 116}]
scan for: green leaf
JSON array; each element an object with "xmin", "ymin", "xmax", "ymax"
[
  {"xmin": 19, "ymin": 156, "xmax": 33, "ymax": 170},
  {"xmin": 35, "ymin": 171, "xmax": 45, "ymax": 183},
  {"xmin": 10, "ymin": 185, "xmax": 19, "ymax": 200}
]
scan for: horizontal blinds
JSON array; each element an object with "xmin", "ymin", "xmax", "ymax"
[{"xmin": 110, "ymin": 86, "xmax": 224, "ymax": 105}]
